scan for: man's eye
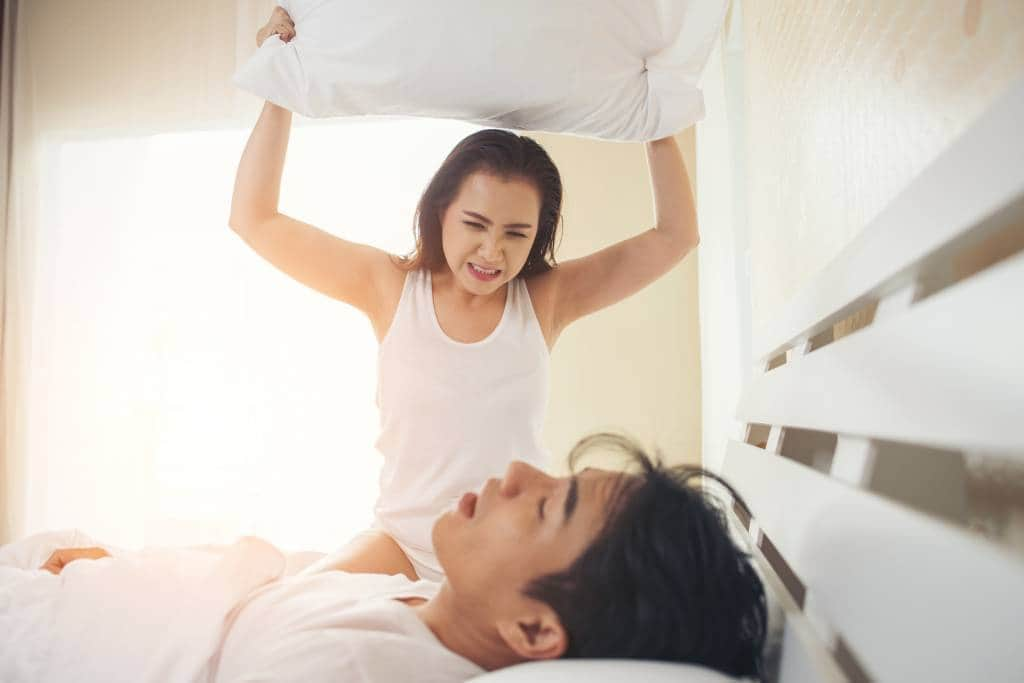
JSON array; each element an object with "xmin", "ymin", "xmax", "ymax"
[{"xmin": 538, "ymin": 497, "xmax": 547, "ymax": 520}]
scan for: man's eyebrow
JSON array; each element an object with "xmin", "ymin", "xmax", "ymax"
[
  {"xmin": 463, "ymin": 210, "xmax": 534, "ymax": 230},
  {"xmin": 562, "ymin": 475, "xmax": 579, "ymax": 525}
]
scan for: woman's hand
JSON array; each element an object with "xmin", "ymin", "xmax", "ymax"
[
  {"xmin": 257, "ymin": 6, "xmax": 295, "ymax": 47},
  {"xmin": 40, "ymin": 547, "xmax": 111, "ymax": 575}
]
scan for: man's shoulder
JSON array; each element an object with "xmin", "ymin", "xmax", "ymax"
[{"xmin": 318, "ymin": 616, "xmax": 484, "ymax": 683}]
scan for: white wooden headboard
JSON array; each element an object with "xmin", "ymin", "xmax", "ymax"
[{"xmin": 720, "ymin": 78, "xmax": 1024, "ymax": 682}]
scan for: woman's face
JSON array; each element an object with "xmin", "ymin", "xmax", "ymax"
[{"xmin": 439, "ymin": 172, "xmax": 542, "ymax": 294}]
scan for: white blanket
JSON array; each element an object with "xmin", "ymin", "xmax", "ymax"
[{"xmin": 0, "ymin": 531, "xmax": 286, "ymax": 683}]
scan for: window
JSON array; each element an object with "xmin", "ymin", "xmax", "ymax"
[{"xmin": 27, "ymin": 117, "xmax": 479, "ymax": 551}]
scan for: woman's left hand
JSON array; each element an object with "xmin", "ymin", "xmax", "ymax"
[{"xmin": 40, "ymin": 547, "xmax": 111, "ymax": 575}]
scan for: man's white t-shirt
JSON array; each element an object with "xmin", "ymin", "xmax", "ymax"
[{"xmin": 214, "ymin": 570, "xmax": 484, "ymax": 683}]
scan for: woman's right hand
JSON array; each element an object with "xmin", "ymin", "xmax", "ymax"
[{"xmin": 256, "ymin": 6, "xmax": 295, "ymax": 47}]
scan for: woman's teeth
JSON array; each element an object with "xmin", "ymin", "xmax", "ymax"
[{"xmin": 470, "ymin": 263, "xmax": 500, "ymax": 276}]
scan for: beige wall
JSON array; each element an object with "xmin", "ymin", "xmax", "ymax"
[
  {"xmin": 742, "ymin": 0, "xmax": 1024, "ymax": 330},
  {"xmin": 18, "ymin": 0, "xmax": 262, "ymax": 135},
  {"xmin": 697, "ymin": 0, "xmax": 1024, "ymax": 471},
  {"xmin": 533, "ymin": 131, "xmax": 702, "ymax": 472}
]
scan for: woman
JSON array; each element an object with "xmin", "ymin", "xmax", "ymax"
[{"xmin": 229, "ymin": 7, "xmax": 698, "ymax": 581}]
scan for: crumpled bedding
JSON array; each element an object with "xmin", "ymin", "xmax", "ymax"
[{"xmin": 0, "ymin": 530, "xmax": 287, "ymax": 683}]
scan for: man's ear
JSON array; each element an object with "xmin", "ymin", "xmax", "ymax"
[{"xmin": 496, "ymin": 608, "xmax": 567, "ymax": 661}]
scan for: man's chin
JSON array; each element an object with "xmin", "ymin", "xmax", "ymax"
[
  {"xmin": 430, "ymin": 514, "xmax": 448, "ymax": 554},
  {"xmin": 430, "ymin": 515, "xmax": 454, "ymax": 576}
]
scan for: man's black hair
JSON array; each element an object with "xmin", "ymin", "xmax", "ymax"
[{"xmin": 523, "ymin": 433, "xmax": 767, "ymax": 679}]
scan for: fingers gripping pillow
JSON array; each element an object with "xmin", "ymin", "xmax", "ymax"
[{"xmin": 233, "ymin": 0, "xmax": 727, "ymax": 141}]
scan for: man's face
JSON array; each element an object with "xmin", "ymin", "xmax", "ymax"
[{"xmin": 433, "ymin": 461, "xmax": 628, "ymax": 611}]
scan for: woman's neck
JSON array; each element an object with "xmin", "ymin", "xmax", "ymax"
[{"xmin": 431, "ymin": 268, "xmax": 509, "ymax": 311}]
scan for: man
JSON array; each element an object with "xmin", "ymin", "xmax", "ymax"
[{"xmin": 2, "ymin": 434, "xmax": 766, "ymax": 682}]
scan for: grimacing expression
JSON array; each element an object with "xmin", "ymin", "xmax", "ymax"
[
  {"xmin": 433, "ymin": 461, "xmax": 628, "ymax": 607},
  {"xmin": 439, "ymin": 172, "xmax": 542, "ymax": 294}
]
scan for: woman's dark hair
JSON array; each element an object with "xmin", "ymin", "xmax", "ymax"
[
  {"xmin": 399, "ymin": 129, "xmax": 563, "ymax": 278},
  {"xmin": 524, "ymin": 433, "xmax": 767, "ymax": 679}
]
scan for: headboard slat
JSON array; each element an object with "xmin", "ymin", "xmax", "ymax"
[
  {"xmin": 723, "ymin": 440, "xmax": 1024, "ymax": 682},
  {"xmin": 739, "ymin": 251, "xmax": 1024, "ymax": 456}
]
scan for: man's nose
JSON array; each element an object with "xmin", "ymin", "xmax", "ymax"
[{"xmin": 499, "ymin": 460, "xmax": 550, "ymax": 497}]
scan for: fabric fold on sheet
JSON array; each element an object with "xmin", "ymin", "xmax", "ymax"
[{"xmin": 0, "ymin": 531, "xmax": 285, "ymax": 683}]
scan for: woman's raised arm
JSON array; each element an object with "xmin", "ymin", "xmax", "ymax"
[
  {"xmin": 545, "ymin": 135, "xmax": 699, "ymax": 336},
  {"xmin": 227, "ymin": 8, "xmax": 400, "ymax": 327},
  {"xmin": 229, "ymin": 103, "xmax": 398, "ymax": 326}
]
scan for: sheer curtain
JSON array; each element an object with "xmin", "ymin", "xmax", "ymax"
[
  {"xmin": 1, "ymin": 0, "xmax": 17, "ymax": 543},
  {"xmin": 1, "ymin": 0, "xmax": 477, "ymax": 549}
]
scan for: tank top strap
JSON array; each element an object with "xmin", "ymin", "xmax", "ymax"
[
  {"xmin": 511, "ymin": 277, "xmax": 538, "ymax": 325},
  {"xmin": 381, "ymin": 268, "xmax": 429, "ymax": 345}
]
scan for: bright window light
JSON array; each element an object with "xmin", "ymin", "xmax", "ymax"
[{"xmin": 27, "ymin": 117, "xmax": 480, "ymax": 552}]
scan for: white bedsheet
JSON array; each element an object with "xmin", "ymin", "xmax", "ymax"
[{"xmin": 0, "ymin": 530, "xmax": 286, "ymax": 683}]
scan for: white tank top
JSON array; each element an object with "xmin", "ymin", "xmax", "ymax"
[{"xmin": 373, "ymin": 268, "xmax": 549, "ymax": 574}]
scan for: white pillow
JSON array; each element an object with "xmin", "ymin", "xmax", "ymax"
[
  {"xmin": 233, "ymin": 0, "xmax": 727, "ymax": 141},
  {"xmin": 469, "ymin": 660, "xmax": 742, "ymax": 682}
]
